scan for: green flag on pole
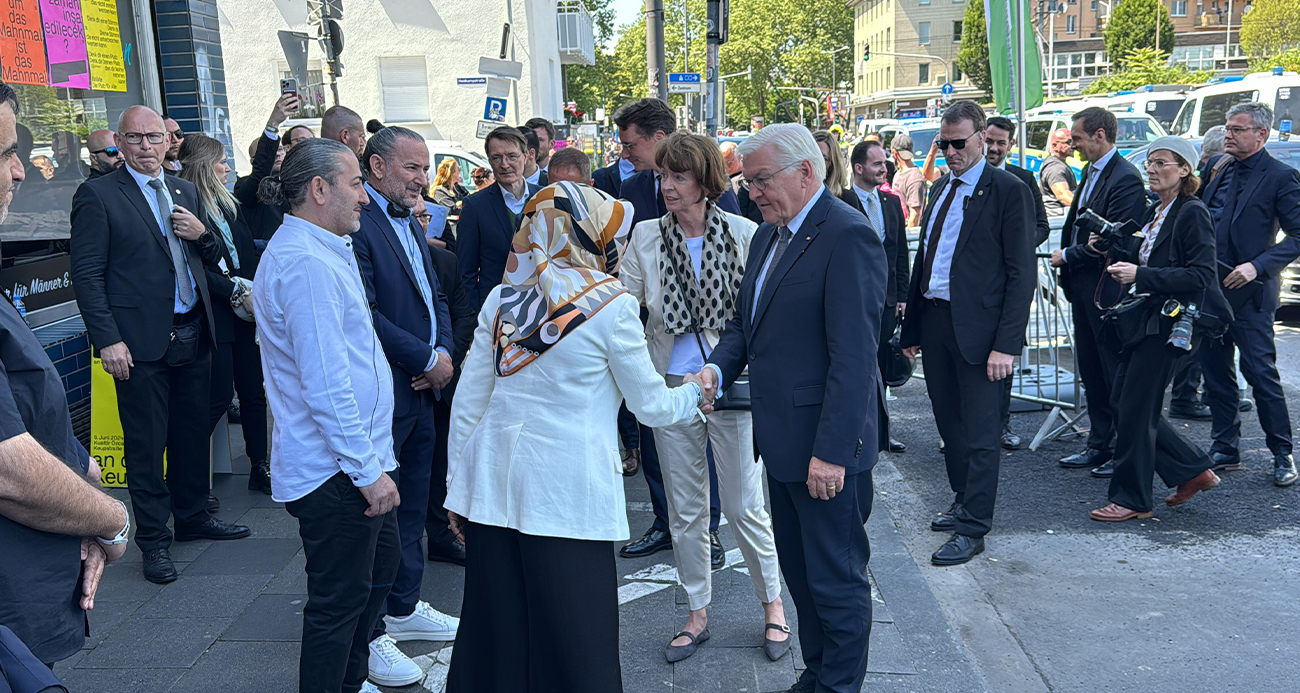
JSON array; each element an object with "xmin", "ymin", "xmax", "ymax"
[{"xmin": 985, "ymin": 0, "xmax": 1044, "ymax": 115}]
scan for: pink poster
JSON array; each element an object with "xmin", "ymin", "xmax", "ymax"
[{"xmin": 39, "ymin": 0, "xmax": 89, "ymax": 88}]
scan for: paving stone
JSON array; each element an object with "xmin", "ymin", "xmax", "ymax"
[
  {"xmin": 167, "ymin": 640, "xmax": 299, "ymax": 693},
  {"xmin": 670, "ymin": 646, "xmax": 797, "ymax": 692},
  {"xmin": 182, "ymin": 538, "xmax": 300, "ymax": 576},
  {"xmin": 78, "ymin": 617, "xmax": 233, "ymax": 669},
  {"xmin": 221, "ymin": 594, "xmax": 306, "ymax": 642},
  {"xmin": 419, "ymin": 559, "xmax": 466, "ymax": 617},
  {"xmin": 94, "ymin": 565, "xmax": 166, "ymax": 604},
  {"xmin": 84, "ymin": 600, "xmax": 142, "ymax": 648},
  {"xmin": 57, "ymin": 667, "xmax": 184, "ymax": 691},
  {"xmin": 263, "ymin": 550, "xmax": 307, "ymax": 594},
  {"xmin": 867, "ymin": 621, "xmax": 918, "ymax": 675},
  {"xmin": 136, "ymin": 574, "xmax": 273, "ymax": 619},
  {"xmin": 233, "ymin": 507, "xmax": 300, "ymax": 539}
]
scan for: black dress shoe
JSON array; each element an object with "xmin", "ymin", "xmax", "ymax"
[
  {"xmin": 930, "ymin": 501, "xmax": 961, "ymax": 532},
  {"xmin": 931, "ymin": 534, "xmax": 985, "ymax": 566},
  {"xmin": 888, "ymin": 438, "xmax": 907, "ymax": 454},
  {"xmin": 1060, "ymin": 448, "xmax": 1110, "ymax": 469},
  {"xmin": 787, "ymin": 671, "xmax": 816, "ymax": 692},
  {"xmin": 1275, "ymin": 454, "xmax": 1298, "ymax": 487},
  {"xmin": 1001, "ymin": 426, "xmax": 1022, "ymax": 451},
  {"xmin": 1240, "ymin": 399, "xmax": 1254, "ymax": 413},
  {"xmin": 710, "ymin": 531, "xmax": 725, "ymax": 569},
  {"xmin": 175, "ymin": 516, "xmax": 251, "ymax": 542},
  {"xmin": 206, "ymin": 494, "xmax": 220, "ymax": 513},
  {"xmin": 1168, "ymin": 401, "xmax": 1212, "ymax": 420},
  {"xmin": 620, "ymin": 529, "xmax": 672, "ymax": 558},
  {"xmin": 143, "ymin": 548, "xmax": 178, "ymax": 584},
  {"xmin": 247, "ymin": 461, "xmax": 272, "ymax": 495},
  {"xmin": 1210, "ymin": 451, "xmax": 1243, "ymax": 472},
  {"xmin": 427, "ymin": 538, "xmax": 467, "ymax": 566},
  {"xmin": 1090, "ymin": 459, "xmax": 1117, "ymax": 478}
]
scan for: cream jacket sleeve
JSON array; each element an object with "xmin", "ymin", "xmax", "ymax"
[
  {"xmin": 606, "ymin": 293, "xmax": 701, "ymax": 428},
  {"xmin": 446, "ymin": 293, "xmax": 498, "ymax": 488}
]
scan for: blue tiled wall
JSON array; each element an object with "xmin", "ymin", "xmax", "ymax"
[
  {"xmin": 154, "ymin": 0, "xmax": 235, "ymax": 161},
  {"xmin": 45, "ymin": 332, "xmax": 91, "ymax": 447}
]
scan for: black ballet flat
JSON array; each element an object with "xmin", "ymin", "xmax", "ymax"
[
  {"xmin": 665, "ymin": 628, "xmax": 710, "ymax": 663},
  {"xmin": 763, "ymin": 623, "xmax": 792, "ymax": 661}
]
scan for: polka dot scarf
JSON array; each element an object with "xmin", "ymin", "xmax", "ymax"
[{"xmin": 657, "ymin": 204, "xmax": 744, "ymax": 335}]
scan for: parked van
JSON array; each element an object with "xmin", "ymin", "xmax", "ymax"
[
  {"xmin": 1105, "ymin": 86, "xmax": 1190, "ymax": 129},
  {"xmin": 1169, "ymin": 69, "xmax": 1300, "ymax": 139}
]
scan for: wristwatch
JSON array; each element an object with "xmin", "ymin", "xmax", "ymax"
[{"xmin": 97, "ymin": 501, "xmax": 131, "ymax": 547}]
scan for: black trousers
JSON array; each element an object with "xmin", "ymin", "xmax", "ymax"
[
  {"xmin": 1200, "ymin": 302, "xmax": 1294, "ymax": 457},
  {"xmin": 373, "ymin": 396, "xmax": 438, "ymax": 637},
  {"xmin": 207, "ymin": 319, "xmax": 268, "ymax": 464},
  {"xmin": 1169, "ymin": 349, "xmax": 1203, "ymax": 407},
  {"xmin": 768, "ymin": 471, "xmax": 872, "ymax": 693},
  {"xmin": 113, "ymin": 314, "xmax": 212, "ymax": 551},
  {"xmin": 919, "ymin": 300, "xmax": 1005, "ymax": 537},
  {"xmin": 1071, "ymin": 289, "xmax": 1120, "ymax": 452},
  {"xmin": 1108, "ymin": 335, "xmax": 1212, "ymax": 512},
  {"xmin": 425, "ymin": 393, "xmax": 453, "ymax": 546},
  {"xmin": 447, "ymin": 523, "xmax": 622, "ymax": 693},
  {"xmin": 287, "ymin": 472, "xmax": 400, "ymax": 693}
]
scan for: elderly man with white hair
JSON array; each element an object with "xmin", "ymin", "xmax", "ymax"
[{"xmin": 696, "ymin": 124, "xmax": 888, "ymax": 693}]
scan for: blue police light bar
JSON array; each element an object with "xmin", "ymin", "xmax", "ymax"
[{"xmin": 1276, "ymin": 66, "xmax": 1285, "ymax": 76}]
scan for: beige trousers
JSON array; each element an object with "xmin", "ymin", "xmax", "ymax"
[{"xmin": 655, "ymin": 375, "xmax": 783, "ymax": 611}]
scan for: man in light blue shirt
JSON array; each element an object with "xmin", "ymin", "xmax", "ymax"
[
  {"xmin": 351, "ymin": 127, "xmax": 460, "ymax": 687},
  {"xmin": 253, "ymin": 138, "xmax": 401, "ymax": 693}
]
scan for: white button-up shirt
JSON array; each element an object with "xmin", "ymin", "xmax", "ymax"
[
  {"xmin": 254, "ymin": 214, "xmax": 397, "ymax": 503},
  {"xmin": 923, "ymin": 158, "xmax": 986, "ymax": 301},
  {"xmin": 500, "ymin": 183, "xmax": 527, "ymax": 215},
  {"xmin": 852, "ymin": 182, "xmax": 882, "ymax": 238},
  {"xmin": 126, "ymin": 165, "xmax": 198, "ymax": 313}
]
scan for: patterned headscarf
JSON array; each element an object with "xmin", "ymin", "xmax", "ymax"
[{"xmin": 493, "ymin": 181, "xmax": 634, "ymax": 376}]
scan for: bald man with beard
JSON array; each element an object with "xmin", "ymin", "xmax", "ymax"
[{"xmin": 85, "ymin": 129, "xmax": 123, "ymax": 179}]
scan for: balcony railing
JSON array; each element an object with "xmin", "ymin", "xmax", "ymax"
[{"xmin": 557, "ymin": 0, "xmax": 596, "ymax": 66}]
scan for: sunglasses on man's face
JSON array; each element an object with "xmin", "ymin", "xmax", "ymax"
[
  {"xmin": 935, "ymin": 131, "xmax": 981, "ymax": 151},
  {"xmin": 91, "ymin": 147, "xmax": 120, "ymax": 157},
  {"xmin": 170, "ymin": 130, "xmax": 185, "ymax": 140}
]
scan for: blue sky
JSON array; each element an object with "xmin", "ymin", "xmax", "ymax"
[{"xmin": 611, "ymin": 0, "xmax": 643, "ymax": 30}]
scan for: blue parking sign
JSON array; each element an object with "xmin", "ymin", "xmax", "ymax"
[{"xmin": 484, "ymin": 97, "xmax": 508, "ymax": 122}]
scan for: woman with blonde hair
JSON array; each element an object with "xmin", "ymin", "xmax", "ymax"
[
  {"xmin": 814, "ymin": 129, "xmax": 848, "ymax": 196},
  {"xmin": 620, "ymin": 131, "xmax": 790, "ymax": 663},
  {"xmin": 178, "ymin": 133, "xmax": 269, "ymax": 495}
]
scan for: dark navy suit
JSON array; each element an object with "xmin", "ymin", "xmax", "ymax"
[
  {"xmin": 1198, "ymin": 147, "xmax": 1300, "ymax": 458},
  {"xmin": 708, "ymin": 188, "xmax": 887, "ymax": 693},
  {"xmin": 592, "ymin": 161, "xmax": 624, "ymax": 198},
  {"xmin": 352, "ymin": 189, "xmax": 454, "ymax": 631},
  {"xmin": 456, "ymin": 182, "xmax": 539, "ymax": 308}
]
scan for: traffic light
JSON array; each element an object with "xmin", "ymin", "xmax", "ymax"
[{"xmin": 863, "ymin": 43, "xmax": 870, "ymax": 62}]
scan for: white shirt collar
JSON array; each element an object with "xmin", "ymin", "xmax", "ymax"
[
  {"xmin": 994, "ymin": 159, "xmax": 1006, "ymax": 170},
  {"xmin": 500, "ymin": 183, "xmax": 527, "ymax": 213},
  {"xmin": 787, "ymin": 185, "xmax": 826, "ymax": 234},
  {"xmin": 126, "ymin": 163, "xmax": 165, "ymax": 189},
  {"xmin": 524, "ymin": 167, "xmax": 541, "ymax": 185},
  {"xmin": 1090, "ymin": 146, "xmax": 1118, "ymax": 174},
  {"xmin": 852, "ymin": 181, "xmax": 877, "ymax": 198},
  {"xmin": 280, "ymin": 213, "xmax": 354, "ymax": 259},
  {"xmin": 951, "ymin": 158, "xmax": 987, "ymax": 188}
]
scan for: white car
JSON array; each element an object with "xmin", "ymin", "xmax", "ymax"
[{"xmin": 426, "ymin": 140, "xmax": 490, "ymax": 189}]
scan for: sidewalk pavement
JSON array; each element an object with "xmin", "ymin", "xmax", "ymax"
[{"xmin": 52, "ymin": 440, "xmax": 979, "ymax": 693}]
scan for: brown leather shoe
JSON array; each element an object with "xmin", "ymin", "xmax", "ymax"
[
  {"xmin": 622, "ymin": 448, "xmax": 641, "ymax": 477},
  {"xmin": 1090, "ymin": 503, "xmax": 1153, "ymax": 522},
  {"xmin": 1165, "ymin": 469, "xmax": 1220, "ymax": 506}
]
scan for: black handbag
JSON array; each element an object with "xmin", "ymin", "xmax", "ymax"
[
  {"xmin": 1100, "ymin": 295, "xmax": 1151, "ymax": 352},
  {"xmin": 691, "ymin": 330, "xmax": 751, "ymax": 411},
  {"xmin": 882, "ymin": 323, "xmax": 914, "ymax": 388},
  {"xmin": 166, "ymin": 319, "xmax": 201, "ymax": 367}
]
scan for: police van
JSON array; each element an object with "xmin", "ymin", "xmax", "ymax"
[
  {"xmin": 1169, "ymin": 68, "xmax": 1300, "ymax": 139},
  {"xmin": 1105, "ymin": 86, "xmax": 1190, "ymax": 130}
]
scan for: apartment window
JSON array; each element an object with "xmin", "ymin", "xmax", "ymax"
[
  {"xmin": 379, "ymin": 57, "xmax": 430, "ymax": 122},
  {"xmin": 887, "ymin": 27, "xmax": 892, "ymax": 49},
  {"xmin": 954, "ymin": 63, "xmax": 964, "ymax": 80},
  {"xmin": 1091, "ymin": 0, "xmax": 1097, "ymax": 8},
  {"xmin": 919, "ymin": 63, "xmax": 930, "ymax": 84},
  {"xmin": 1066, "ymin": 15, "xmax": 1077, "ymax": 33},
  {"xmin": 1171, "ymin": 0, "xmax": 1187, "ymax": 15},
  {"xmin": 953, "ymin": 21, "xmax": 963, "ymax": 42},
  {"xmin": 918, "ymin": 21, "xmax": 930, "ymax": 44}
]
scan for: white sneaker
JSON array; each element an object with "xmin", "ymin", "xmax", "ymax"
[
  {"xmin": 368, "ymin": 633, "xmax": 423, "ymax": 687},
  {"xmin": 385, "ymin": 601, "xmax": 460, "ymax": 642}
]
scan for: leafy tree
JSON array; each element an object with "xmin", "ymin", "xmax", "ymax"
[
  {"xmin": 1249, "ymin": 48, "xmax": 1300, "ymax": 73},
  {"xmin": 1103, "ymin": 0, "xmax": 1176, "ymax": 71},
  {"xmin": 956, "ymin": 0, "xmax": 992, "ymax": 100},
  {"xmin": 1239, "ymin": 0, "xmax": 1300, "ymax": 57},
  {"xmin": 1082, "ymin": 47, "xmax": 1212, "ymax": 94}
]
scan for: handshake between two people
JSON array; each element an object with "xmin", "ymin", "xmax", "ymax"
[{"xmin": 681, "ymin": 367, "xmax": 719, "ymax": 414}]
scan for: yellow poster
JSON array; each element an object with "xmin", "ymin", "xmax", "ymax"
[
  {"xmin": 80, "ymin": 0, "xmax": 126, "ymax": 92},
  {"xmin": 89, "ymin": 356, "xmax": 127, "ymax": 486}
]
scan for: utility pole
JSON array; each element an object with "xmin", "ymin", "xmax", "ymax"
[
  {"xmin": 706, "ymin": 0, "xmax": 729, "ymax": 137},
  {"xmin": 1224, "ymin": 0, "xmax": 1233, "ymax": 71},
  {"xmin": 646, "ymin": 0, "xmax": 668, "ymax": 101}
]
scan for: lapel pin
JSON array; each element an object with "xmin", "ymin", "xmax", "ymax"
[
  {"xmin": 805, "ymin": 236, "xmax": 810, "ymax": 241},
  {"xmin": 977, "ymin": 190, "xmax": 984, "ymax": 196}
]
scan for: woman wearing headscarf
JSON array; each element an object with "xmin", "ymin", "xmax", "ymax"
[
  {"xmin": 445, "ymin": 182, "xmax": 708, "ymax": 692},
  {"xmin": 1089, "ymin": 136, "xmax": 1230, "ymax": 522},
  {"xmin": 179, "ymin": 134, "xmax": 270, "ymax": 494},
  {"xmin": 620, "ymin": 131, "xmax": 789, "ymax": 663}
]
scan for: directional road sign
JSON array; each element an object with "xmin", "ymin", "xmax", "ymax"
[
  {"xmin": 941, "ymin": 82, "xmax": 954, "ymax": 96},
  {"xmin": 668, "ymin": 72, "xmax": 702, "ymax": 93}
]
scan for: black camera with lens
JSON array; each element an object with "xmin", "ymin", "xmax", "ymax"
[
  {"xmin": 1075, "ymin": 209, "xmax": 1133, "ymax": 254},
  {"xmin": 1162, "ymin": 299, "xmax": 1199, "ymax": 352}
]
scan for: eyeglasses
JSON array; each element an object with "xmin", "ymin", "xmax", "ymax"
[
  {"xmin": 935, "ymin": 131, "xmax": 980, "ymax": 151},
  {"xmin": 170, "ymin": 129, "xmax": 185, "ymax": 140},
  {"xmin": 91, "ymin": 147, "xmax": 120, "ymax": 157},
  {"xmin": 1143, "ymin": 159, "xmax": 1182, "ymax": 171},
  {"xmin": 488, "ymin": 152, "xmax": 524, "ymax": 166},
  {"xmin": 415, "ymin": 212, "xmax": 433, "ymax": 223},
  {"xmin": 743, "ymin": 163, "xmax": 798, "ymax": 192},
  {"xmin": 1225, "ymin": 126, "xmax": 1264, "ymax": 136},
  {"xmin": 122, "ymin": 132, "xmax": 167, "ymax": 145}
]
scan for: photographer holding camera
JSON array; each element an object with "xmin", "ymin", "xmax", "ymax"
[{"xmin": 1088, "ymin": 137, "xmax": 1231, "ymax": 522}]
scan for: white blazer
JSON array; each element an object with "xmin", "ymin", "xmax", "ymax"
[
  {"xmin": 447, "ymin": 285, "xmax": 701, "ymax": 542},
  {"xmin": 620, "ymin": 210, "xmax": 759, "ymax": 375}
]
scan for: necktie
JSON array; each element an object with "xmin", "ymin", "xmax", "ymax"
[
  {"xmin": 920, "ymin": 180, "xmax": 963, "ymax": 296},
  {"xmin": 147, "ymin": 178, "xmax": 195, "ymax": 306},
  {"xmin": 866, "ymin": 192, "xmax": 884, "ymax": 240},
  {"xmin": 756, "ymin": 226, "xmax": 793, "ymax": 307}
]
